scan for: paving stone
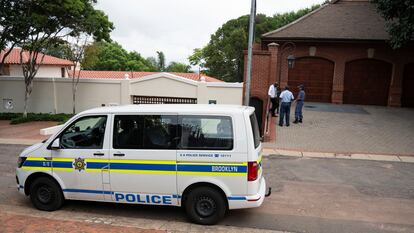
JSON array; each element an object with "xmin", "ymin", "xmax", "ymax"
[
  {"xmin": 398, "ymin": 156, "xmax": 414, "ymax": 163},
  {"xmin": 262, "ymin": 148, "xmax": 276, "ymax": 156},
  {"xmin": 275, "ymin": 149, "xmax": 302, "ymax": 157},
  {"xmin": 302, "ymin": 152, "xmax": 335, "ymax": 158},
  {"xmin": 351, "ymin": 154, "xmax": 372, "ymax": 160},
  {"xmin": 367, "ymin": 154, "xmax": 401, "ymax": 162}
]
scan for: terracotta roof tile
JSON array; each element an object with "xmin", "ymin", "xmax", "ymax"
[
  {"xmin": 67, "ymin": 70, "xmax": 224, "ymax": 82},
  {"xmin": 0, "ymin": 48, "xmax": 73, "ymax": 66},
  {"xmin": 263, "ymin": 0, "xmax": 390, "ymax": 41}
]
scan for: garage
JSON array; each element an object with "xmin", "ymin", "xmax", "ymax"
[
  {"xmin": 344, "ymin": 59, "xmax": 392, "ymax": 106},
  {"xmin": 288, "ymin": 57, "xmax": 334, "ymax": 102},
  {"xmin": 402, "ymin": 63, "xmax": 414, "ymax": 108}
]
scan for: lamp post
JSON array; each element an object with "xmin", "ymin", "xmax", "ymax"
[
  {"xmin": 243, "ymin": 0, "xmax": 256, "ymax": 106},
  {"xmin": 278, "ymin": 42, "xmax": 296, "ymax": 84}
]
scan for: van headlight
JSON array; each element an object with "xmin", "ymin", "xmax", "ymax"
[{"xmin": 17, "ymin": 157, "xmax": 27, "ymax": 168}]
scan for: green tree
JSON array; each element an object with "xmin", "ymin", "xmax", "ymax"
[
  {"xmin": 373, "ymin": 0, "xmax": 414, "ymax": 49},
  {"xmin": 189, "ymin": 5, "xmax": 320, "ymax": 82},
  {"xmin": 166, "ymin": 62, "xmax": 192, "ymax": 73},
  {"xmin": 0, "ymin": 0, "xmax": 28, "ymax": 72},
  {"xmin": 43, "ymin": 39, "xmax": 75, "ymax": 60},
  {"xmin": 156, "ymin": 51, "xmax": 166, "ymax": 71},
  {"xmin": 82, "ymin": 41, "xmax": 156, "ymax": 71},
  {"xmin": 17, "ymin": 0, "xmax": 114, "ymax": 117}
]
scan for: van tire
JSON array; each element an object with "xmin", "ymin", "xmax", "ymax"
[
  {"xmin": 29, "ymin": 177, "xmax": 64, "ymax": 211},
  {"xmin": 185, "ymin": 186, "xmax": 226, "ymax": 225}
]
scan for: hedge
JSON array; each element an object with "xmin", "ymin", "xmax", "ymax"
[{"xmin": 0, "ymin": 113, "xmax": 73, "ymax": 125}]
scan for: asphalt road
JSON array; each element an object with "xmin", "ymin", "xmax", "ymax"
[{"xmin": 1, "ymin": 144, "xmax": 414, "ymax": 233}]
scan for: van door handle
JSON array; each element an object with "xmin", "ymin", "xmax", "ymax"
[
  {"xmin": 93, "ymin": 153, "xmax": 105, "ymax": 156},
  {"xmin": 113, "ymin": 153, "xmax": 125, "ymax": 157}
]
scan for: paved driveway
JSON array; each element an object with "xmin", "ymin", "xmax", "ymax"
[{"xmin": 272, "ymin": 103, "xmax": 414, "ymax": 155}]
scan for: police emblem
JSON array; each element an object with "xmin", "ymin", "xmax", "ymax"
[{"xmin": 73, "ymin": 158, "xmax": 86, "ymax": 171}]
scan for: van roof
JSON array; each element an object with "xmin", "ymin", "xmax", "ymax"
[{"xmin": 80, "ymin": 104, "xmax": 254, "ymax": 115}]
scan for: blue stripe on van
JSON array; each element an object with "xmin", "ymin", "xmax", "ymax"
[
  {"xmin": 63, "ymin": 189, "xmax": 113, "ymax": 195},
  {"xmin": 52, "ymin": 161, "xmax": 73, "ymax": 168},
  {"xmin": 227, "ymin": 196, "xmax": 246, "ymax": 200},
  {"xmin": 109, "ymin": 163, "xmax": 176, "ymax": 171},
  {"xmin": 177, "ymin": 164, "xmax": 247, "ymax": 173},
  {"xmin": 23, "ymin": 161, "xmax": 51, "ymax": 167}
]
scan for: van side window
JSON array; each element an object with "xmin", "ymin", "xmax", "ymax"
[
  {"xmin": 60, "ymin": 116, "xmax": 107, "ymax": 149},
  {"xmin": 178, "ymin": 116, "xmax": 233, "ymax": 150},
  {"xmin": 113, "ymin": 115, "xmax": 177, "ymax": 149}
]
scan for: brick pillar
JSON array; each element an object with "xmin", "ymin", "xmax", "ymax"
[
  {"xmin": 388, "ymin": 62, "xmax": 403, "ymax": 107},
  {"xmin": 268, "ymin": 43, "xmax": 279, "ymax": 85},
  {"xmin": 332, "ymin": 59, "xmax": 345, "ymax": 104}
]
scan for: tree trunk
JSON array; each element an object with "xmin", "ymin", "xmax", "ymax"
[
  {"xmin": 72, "ymin": 85, "xmax": 76, "ymax": 114},
  {"xmin": 23, "ymin": 89, "xmax": 29, "ymax": 118}
]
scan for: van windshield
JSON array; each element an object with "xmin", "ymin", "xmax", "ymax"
[{"xmin": 250, "ymin": 113, "xmax": 261, "ymax": 149}]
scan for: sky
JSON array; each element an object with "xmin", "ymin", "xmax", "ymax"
[{"xmin": 96, "ymin": 0, "xmax": 325, "ymax": 65}]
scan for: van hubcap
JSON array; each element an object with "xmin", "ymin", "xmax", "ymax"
[
  {"xmin": 37, "ymin": 185, "xmax": 52, "ymax": 204},
  {"xmin": 195, "ymin": 196, "xmax": 216, "ymax": 217}
]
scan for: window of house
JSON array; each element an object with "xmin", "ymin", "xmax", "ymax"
[
  {"xmin": 60, "ymin": 116, "xmax": 107, "ymax": 149},
  {"xmin": 178, "ymin": 116, "xmax": 233, "ymax": 150},
  {"xmin": 113, "ymin": 115, "xmax": 177, "ymax": 150}
]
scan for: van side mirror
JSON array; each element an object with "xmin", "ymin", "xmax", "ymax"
[{"xmin": 51, "ymin": 139, "xmax": 60, "ymax": 150}]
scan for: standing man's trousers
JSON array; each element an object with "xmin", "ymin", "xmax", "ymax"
[
  {"xmin": 295, "ymin": 101, "xmax": 304, "ymax": 120},
  {"xmin": 279, "ymin": 102, "xmax": 291, "ymax": 126},
  {"xmin": 270, "ymin": 97, "xmax": 279, "ymax": 115}
]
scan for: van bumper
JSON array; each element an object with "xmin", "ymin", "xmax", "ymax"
[
  {"xmin": 228, "ymin": 177, "xmax": 266, "ymax": 209},
  {"xmin": 16, "ymin": 168, "xmax": 26, "ymax": 195}
]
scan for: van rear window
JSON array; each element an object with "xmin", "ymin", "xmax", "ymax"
[
  {"xmin": 178, "ymin": 116, "xmax": 233, "ymax": 150},
  {"xmin": 250, "ymin": 114, "xmax": 261, "ymax": 149}
]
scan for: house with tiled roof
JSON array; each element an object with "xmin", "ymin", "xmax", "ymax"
[
  {"xmin": 0, "ymin": 48, "xmax": 74, "ymax": 77},
  {"xmin": 244, "ymin": 0, "xmax": 414, "ymax": 132},
  {"xmin": 0, "ymin": 48, "xmax": 243, "ymax": 113}
]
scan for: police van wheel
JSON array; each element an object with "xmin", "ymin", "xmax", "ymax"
[
  {"xmin": 185, "ymin": 187, "xmax": 226, "ymax": 225},
  {"xmin": 30, "ymin": 177, "xmax": 64, "ymax": 211}
]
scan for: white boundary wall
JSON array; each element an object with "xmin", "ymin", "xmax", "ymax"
[{"xmin": 0, "ymin": 73, "xmax": 243, "ymax": 114}]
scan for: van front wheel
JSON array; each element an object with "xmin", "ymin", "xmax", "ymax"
[
  {"xmin": 29, "ymin": 177, "xmax": 64, "ymax": 211},
  {"xmin": 185, "ymin": 187, "xmax": 226, "ymax": 225}
]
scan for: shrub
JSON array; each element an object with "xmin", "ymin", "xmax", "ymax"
[{"xmin": 0, "ymin": 113, "xmax": 73, "ymax": 124}]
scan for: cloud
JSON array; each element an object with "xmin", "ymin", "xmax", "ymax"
[{"xmin": 96, "ymin": 0, "xmax": 325, "ymax": 64}]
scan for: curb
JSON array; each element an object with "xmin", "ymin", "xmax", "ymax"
[{"xmin": 262, "ymin": 148, "xmax": 414, "ymax": 163}]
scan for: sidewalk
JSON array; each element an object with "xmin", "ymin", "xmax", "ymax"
[{"xmin": 262, "ymin": 146, "xmax": 414, "ymax": 163}]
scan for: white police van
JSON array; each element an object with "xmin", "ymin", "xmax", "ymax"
[{"xmin": 16, "ymin": 104, "xmax": 270, "ymax": 224}]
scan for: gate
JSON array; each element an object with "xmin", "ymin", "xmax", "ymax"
[{"xmin": 132, "ymin": 95, "xmax": 197, "ymax": 104}]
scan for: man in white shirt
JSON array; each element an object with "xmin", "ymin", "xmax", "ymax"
[
  {"xmin": 278, "ymin": 86, "xmax": 294, "ymax": 127},
  {"xmin": 268, "ymin": 82, "xmax": 279, "ymax": 117}
]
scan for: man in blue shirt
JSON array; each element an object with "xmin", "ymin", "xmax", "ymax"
[
  {"xmin": 278, "ymin": 86, "xmax": 294, "ymax": 127},
  {"xmin": 294, "ymin": 84, "xmax": 306, "ymax": 124}
]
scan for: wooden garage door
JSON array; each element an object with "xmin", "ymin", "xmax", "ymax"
[
  {"xmin": 344, "ymin": 59, "xmax": 392, "ymax": 106},
  {"xmin": 288, "ymin": 57, "xmax": 334, "ymax": 102},
  {"xmin": 402, "ymin": 63, "xmax": 414, "ymax": 108}
]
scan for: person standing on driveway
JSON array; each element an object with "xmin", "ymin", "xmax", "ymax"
[
  {"xmin": 294, "ymin": 84, "xmax": 306, "ymax": 124},
  {"xmin": 268, "ymin": 82, "xmax": 279, "ymax": 117},
  {"xmin": 279, "ymin": 86, "xmax": 294, "ymax": 127}
]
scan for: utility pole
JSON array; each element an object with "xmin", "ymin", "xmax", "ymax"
[{"xmin": 244, "ymin": 0, "xmax": 256, "ymax": 106}]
